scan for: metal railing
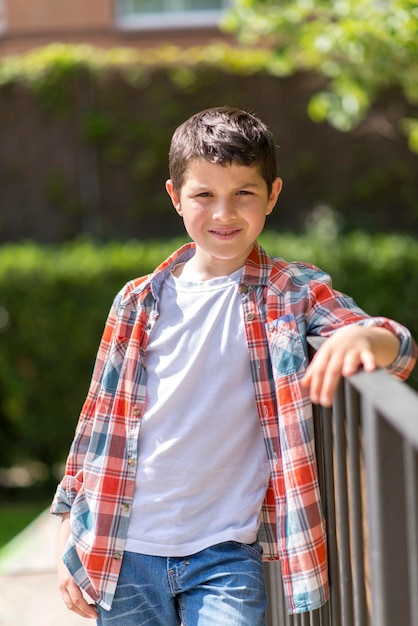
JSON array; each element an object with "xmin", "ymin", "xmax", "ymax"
[{"xmin": 265, "ymin": 337, "xmax": 418, "ymax": 626}]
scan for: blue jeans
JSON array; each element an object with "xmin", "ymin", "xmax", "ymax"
[{"xmin": 96, "ymin": 541, "xmax": 267, "ymax": 626}]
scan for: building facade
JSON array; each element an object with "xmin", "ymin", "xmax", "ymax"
[{"xmin": 0, "ymin": 0, "xmax": 231, "ymax": 56}]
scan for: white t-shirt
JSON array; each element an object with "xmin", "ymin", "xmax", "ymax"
[{"xmin": 125, "ymin": 267, "xmax": 270, "ymax": 556}]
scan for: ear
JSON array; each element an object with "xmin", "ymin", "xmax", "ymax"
[
  {"xmin": 166, "ymin": 179, "xmax": 182, "ymax": 216},
  {"xmin": 266, "ymin": 177, "xmax": 283, "ymax": 215}
]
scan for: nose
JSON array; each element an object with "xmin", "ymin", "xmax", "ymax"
[{"xmin": 212, "ymin": 199, "xmax": 237, "ymax": 222}]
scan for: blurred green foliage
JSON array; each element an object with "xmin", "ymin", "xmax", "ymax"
[
  {"xmin": 0, "ymin": 234, "xmax": 416, "ymax": 489},
  {"xmin": 222, "ymin": 0, "xmax": 418, "ymax": 151},
  {"xmin": 0, "ymin": 42, "xmax": 274, "ymax": 92}
]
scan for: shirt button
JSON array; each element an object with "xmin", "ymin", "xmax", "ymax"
[
  {"xmin": 132, "ymin": 408, "xmax": 141, "ymax": 417},
  {"xmin": 239, "ymin": 284, "xmax": 249, "ymax": 294},
  {"xmin": 113, "ymin": 552, "xmax": 122, "ymax": 560},
  {"xmin": 121, "ymin": 503, "xmax": 130, "ymax": 512},
  {"xmin": 246, "ymin": 313, "xmax": 255, "ymax": 321},
  {"xmin": 127, "ymin": 457, "xmax": 136, "ymax": 466}
]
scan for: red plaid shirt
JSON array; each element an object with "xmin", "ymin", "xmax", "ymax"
[{"xmin": 51, "ymin": 242, "xmax": 417, "ymax": 614}]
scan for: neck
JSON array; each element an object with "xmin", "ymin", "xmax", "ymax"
[{"xmin": 174, "ymin": 257, "xmax": 245, "ymax": 281}]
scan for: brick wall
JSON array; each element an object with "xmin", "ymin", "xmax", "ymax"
[
  {"xmin": 5, "ymin": 0, "xmax": 113, "ymax": 32},
  {"xmin": 0, "ymin": 68, "xmax": 416, "ymax": 242},
  {"xmin": 0, "ymin": 0, "xmax": 230, "ymax": 56}
]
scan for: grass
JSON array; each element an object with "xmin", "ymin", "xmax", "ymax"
[{"xmin": 0, "ymin": 501, "xmax": 49, "ymax": 549}]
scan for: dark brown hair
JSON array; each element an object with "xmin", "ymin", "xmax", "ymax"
[{"xmin": 168, "ymin": 106, "xmax": 278, "ymax": 194}]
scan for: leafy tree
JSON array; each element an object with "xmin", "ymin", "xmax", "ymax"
[{"xmin": 221, "ymin": 0, "xmax": 418, "ymax": 152}]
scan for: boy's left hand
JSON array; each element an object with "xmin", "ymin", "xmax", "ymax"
[{"xmin": 301, "ymin": 325, "xmax": 400, "ymax": 407}]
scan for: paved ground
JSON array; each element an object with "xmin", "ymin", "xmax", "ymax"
[{"xmin": 0, "ymin": 510, "xmax": 91, "ymax": 626}]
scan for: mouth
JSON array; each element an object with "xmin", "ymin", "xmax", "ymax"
[{"xmin": 209, "ymin": 228, "xmax": 241, "ymax": 238}]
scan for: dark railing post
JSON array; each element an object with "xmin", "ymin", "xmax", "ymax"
[
  {"xmin": 320, "ymin": 404, "xmax": 341, "ymax": 625},
  {"xmin": 363, "ymin": 400, "xmax": 411, "ymax": 626},
  {"xmin": 333, "ymin": 383, "xmax": 354, "ymax": 626},
  {"xmin": 403, "ymin": 442, "xmax": 418, "ymax": 625},
  {"xmin": 345, "ymin": 385, "xmax": 369, "ymax": 626}
]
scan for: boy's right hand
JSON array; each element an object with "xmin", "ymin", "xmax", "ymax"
[{"xmin": 57, "ymin": 514, "xmax": 98, "ymax": 619}]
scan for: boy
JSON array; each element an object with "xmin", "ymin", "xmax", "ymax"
[{"xmin": 52, "ymin": 107, "xmax": 417, "ymax": 625}]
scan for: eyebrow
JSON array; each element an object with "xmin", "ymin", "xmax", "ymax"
[{"xmin": 237, "ymin": 181, "xmax": 262, "ymax": 188}]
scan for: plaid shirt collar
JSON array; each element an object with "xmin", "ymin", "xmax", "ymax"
[{"xmin": 135, "ymin": 240, "xmax": 274, "ymax": 303}]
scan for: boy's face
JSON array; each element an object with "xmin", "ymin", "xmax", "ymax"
[{"xmin": 166, "ymin": 159, "xmax": 282, "ymax": 278}]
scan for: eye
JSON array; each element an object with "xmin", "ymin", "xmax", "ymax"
[
  {"xmin": 237, "ymin": 190, "xmax": 253, "ymax": 196},
  {"xmin": 196, "ymin": 191, "xmax": 211, "ymax": 198}
]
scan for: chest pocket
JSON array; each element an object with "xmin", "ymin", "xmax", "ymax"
[{"xmin": 266, "ymin": 314, "xmax": 307, "ymax": 376}]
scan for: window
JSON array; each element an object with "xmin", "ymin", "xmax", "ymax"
[{"xmin": 116, "ymin": 0, "xmax": 229, "ymax": 30}]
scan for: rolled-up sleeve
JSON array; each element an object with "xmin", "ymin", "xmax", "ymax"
[{"xmin": 354, "ymin": 316, "xmax": 418, "ymax": 380}]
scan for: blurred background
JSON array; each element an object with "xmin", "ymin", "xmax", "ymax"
[{"xmin": 0, "ymin": 0, "xmax": 417, "ymax": 540}]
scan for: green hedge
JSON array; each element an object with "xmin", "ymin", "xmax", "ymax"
[{"xmin": 0, "ymin": 233, "xmax": 417, "ymax": 490}]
